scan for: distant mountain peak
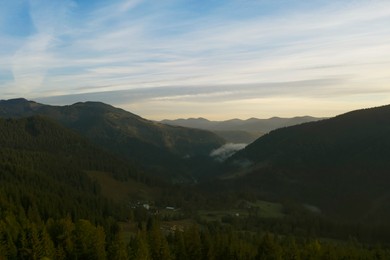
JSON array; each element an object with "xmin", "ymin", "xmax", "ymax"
[
  {"xmin": 1, "ymin": 98, "xmax": 29, "ymax": 104},
  {"xmin": 246, "ymin": 117, "xmax": 260, "ymax": 122},
  {"xmin": 161, "ymin": 116, "xmax": 323, "ymax": 134},
  {"xmin": 73, "ymin": 100, "xmax": 109, "ymax": 105},
  {"xmin": 0, "ymin": 98, "xmax": 43, "ymax": 117},
  {"xmin": 196, "ymin": 117, "xmax": 209, "ymax": 121},
  {"xmin": 167, "ymin": 117, "xmax": 210, "ymax": 122},
  {"xmin": 71, "ymin": 101, "xmax": 113, "ymax": 108}
]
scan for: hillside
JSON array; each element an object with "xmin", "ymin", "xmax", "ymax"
[
  {"xmin": 2, "ymin": 103, "xmax": 390, "ymax": 257},
  {"xmin": 225, "ymin": 105, "xmax": 390, "ymax": 222},
  {"xmin": 0, "ymin": 98, "xmax": 225, "ymax": 181},
  {"xmin": 161, "ymin": 116, "xmax": 323, "ymax": 143},
  {"xmin": 0, "ymin": 116, "xmax": 138, "ymax": 222},
  {"xmin": 0, "ymin": 116, "xmax": 175, "ymax": 258}
]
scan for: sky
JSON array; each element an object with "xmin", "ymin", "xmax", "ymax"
[{"xmin": 1, "ymin": 0, "xmax": 390, "ymax": 120}]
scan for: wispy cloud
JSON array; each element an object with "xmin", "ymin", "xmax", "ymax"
[
  {"xmin": 1, "ymin": 0, "xmax": 390, "ymax": 119},
  {"xmin": 6, "ymin": 0, "xmax": 76, "ymax": 95},
  {"xmin": 36, "ymin": 78, "xmax": 346, "ymax": 104}
]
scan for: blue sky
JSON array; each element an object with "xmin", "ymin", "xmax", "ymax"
[{"xmin": 1, "ymin": 0, "xmax": 390, "ymax": 120}]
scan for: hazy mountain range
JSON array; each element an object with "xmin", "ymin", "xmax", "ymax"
[{"xmin": 161, "ymin": 116, "xmax": 324, "ymax": 143}]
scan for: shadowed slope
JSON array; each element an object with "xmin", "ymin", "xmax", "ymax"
[{"xmin": 226, "ymin": 105, "xmax": 390, "ymax": 222}]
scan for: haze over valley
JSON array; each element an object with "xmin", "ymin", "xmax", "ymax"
[
  {"xmin": 1, "ymin": 0, "xmax": 390, "ymax": 258},
  {"xmin": 161, "ymin": 116, "xmax": 324, "ymax": 143},
  {"xmin": 1, "ymin": 98, "xmax": 390, "ymax": 258}
]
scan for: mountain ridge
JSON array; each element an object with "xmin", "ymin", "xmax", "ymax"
[
  {"xmin": 224, "ymin": 104, "xmax": 390, "ymax": 222},
  {"xmin": 0, "ymin": 98, "xmax": 225, "ymax": 181},
  {"xmin": 161, "ymin": 115, "xmax": 324, "ymax": 143}
]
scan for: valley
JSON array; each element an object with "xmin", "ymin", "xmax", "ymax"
[
  {"xmin": 2, "ymin": 1, "xmax": 389, "ymax": 258},
  {"xmin": 1, "ymin": 99, "xmax": 390, "ymax": 258}
]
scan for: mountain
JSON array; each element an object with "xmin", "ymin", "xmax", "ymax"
[
  {"xmin": 0, "ymin": 115, "xmax": 173, "ymax": 258},
  {"xmin": 0, "ymin": 116, "xmax": 139, "ymax": 222},
  {"xmin": 224, "ymin": 105, "xmax": 390, "ymax": 222},
  {"xmin": 1, "ymin": 110, "xmax": 388, "ymax": 260},
  {"xmin": 161, "ymin": 116, "xmax": 323, "ymax": 143},
  {"xmin": 0, "ymin": 98, "xmax": 225, "ymax": 181}
]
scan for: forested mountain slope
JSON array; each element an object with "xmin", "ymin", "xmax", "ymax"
[
  {"xmin": 0, "ymin": 98, "xmax": 225, "ymax": 181},
  {"xmin": 0, "ymin": 116, "xmax": 155, "ymax": 258},
  {"xmin": 0, "ymin": 116, "xmax": 139, "ymax": 222},
  {"xmin": 227, "ymin": 105, "xmax": 390, "ymax": 222},
  {"xmin": 2, "ymin": 104, "xmax": 390, "ymax": 258}
]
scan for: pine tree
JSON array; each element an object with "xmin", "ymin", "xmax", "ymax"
[
  {"xmin": 28, "ymin": 223, "xmax": 43, "ymax": 260},
  {"xmin": 282, "ymin": 236, "xmax": 301, "ymax": 260},
  {"xmin": 184, "ymin": 225, "xmax": 202, "ymax": 260},
  {"xmin": 73, "ymin": 219, "xmax": 107, "ymax": 259},
  {"xmin": 172, "ymin": 230, "xmax": 187, "ymax": 260},
  {"xmin": 256, "ymin": 233, "xmax": 282, "ymax": 260},
  {"xmin": 147, "ymin": 218, "xmax": 171, "ymax": 260},
  {"xmin": 108, "ymin": 232, "xmax": 129, "ymax": 260},
  {"xmin": 134, "ymin": 229, "xmax": 151, "ymax": 260}
]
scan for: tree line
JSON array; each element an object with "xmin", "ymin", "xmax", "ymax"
[{"xmin": 2, "ymin": 214, "xmax": 390, "ymax": 259}]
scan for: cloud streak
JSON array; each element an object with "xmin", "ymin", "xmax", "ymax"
[
  {"xmin": 36, "ymin": 78, "xmax": 349, "ymax": 104},
  {"xmin": 1, "ymin": 0, "xmax": 390, "ymax": 119}
]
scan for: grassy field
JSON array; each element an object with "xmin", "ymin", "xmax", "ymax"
[
  {"xmin": 198, "ymin": 200, "xmax": 285, "ymax": 222},
  {"xmin": 246, "ymin": 200, "xmax": 285, "ymax": 218},
  {"xmin": 87, "ymin": 171, "xmax": 155, "ymax": 203}
]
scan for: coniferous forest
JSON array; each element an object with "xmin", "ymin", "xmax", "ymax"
[{"xmin": 1, "ymin": 100, "xmax": 390, "ymax": 259}]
